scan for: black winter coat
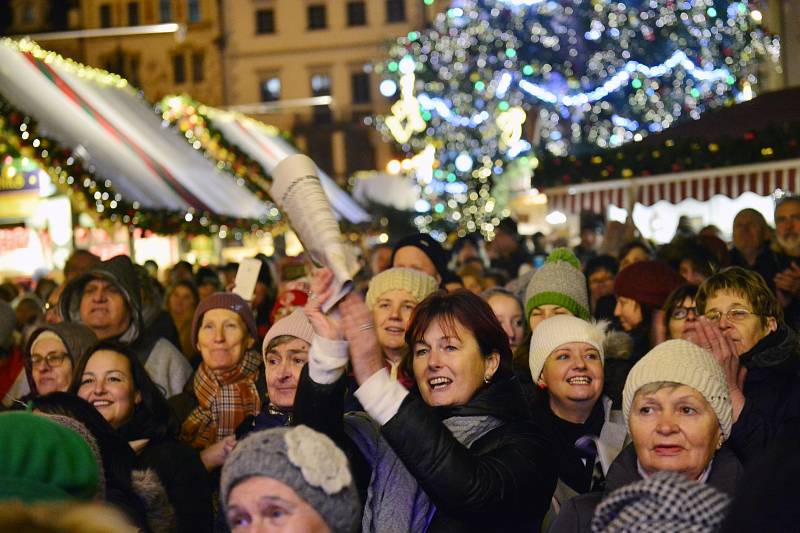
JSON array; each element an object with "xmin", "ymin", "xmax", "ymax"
[
  {"xmin": 728, "ymin": 324, "xmax": 800, "ymax": 465},
  {"xmin": 549, "ymin": 443, "xmax": 743, "ymax": 533},
  {"xmin": 294, "ymin": 366, "xmax": 557, "ymax": 532}
]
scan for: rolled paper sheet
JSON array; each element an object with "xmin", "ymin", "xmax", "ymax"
[{"xmin": 271, "ymin": 154, "xmax": 360, "ymax": 312}]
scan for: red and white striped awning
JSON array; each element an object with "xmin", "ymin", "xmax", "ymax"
[{"xmin": 543, "ymin": 159, "xmax": 800, "ymax": 215}]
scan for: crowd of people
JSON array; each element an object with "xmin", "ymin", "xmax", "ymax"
[{"xmin": 0, "ymin": 197, "xmax": 799, "ymax": 532}]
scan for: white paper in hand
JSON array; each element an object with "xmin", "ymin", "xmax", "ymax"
[
  {"xmin": 271, "ymin": 154, "xmax": 359, "ymax": 312},
  {"xmin": 232, "ymin": 258, "xmax": 262, "ymax": 301}
]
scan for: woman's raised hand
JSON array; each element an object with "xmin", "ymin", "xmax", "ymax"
[
  {"xmin": 304, "ymin": 268, "xmax": 343, "ymax": 340},
  {"xmin": 339, "ymin": 290, "xmax": 385, "ymax": 385}
]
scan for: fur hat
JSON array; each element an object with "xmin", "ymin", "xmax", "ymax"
[
  {"xmin": 528, "ymin": 315, "xmax": 608, "ymax": 381},
  {"xmin": 524, "ymin": 249, "xmax": 590, "ymax": 320},
  {"xmin": 221, "ymin": 425, "xmax": 360, "ymax": 533},
  {"xmin": 365, "ymin": 267, "xmax": 439, "ymax": 310},
  {"xmin": 622, "ymin": 339, "xmax": 732, "ymax": 439},
  {"xmin": 191, "ymin": 292, "xmax": 258, "ymax": 348},
  {"xmin": 615, "ymin": 260, "xmax": 685, "ymax": 308},
  {"xmin": 262, "ymin": 309, "xmax": 314, "ymax": 355}
]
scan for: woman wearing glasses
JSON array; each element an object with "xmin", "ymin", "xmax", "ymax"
[
  {"xmin": 23, "ymin": 323, "xmax": 97, "ymax": 397},
  {"xmin": 662, "ymin": 285, "xmax": 699, "ymax": 340},
  {"xmin": 692, "ymin": 267, "xmax": 800, "ymax": 464}
]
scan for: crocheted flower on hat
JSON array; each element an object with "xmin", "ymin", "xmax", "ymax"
[{"xmin": 285, "ymin": 425, "xmax": 352, "ymax": 495}]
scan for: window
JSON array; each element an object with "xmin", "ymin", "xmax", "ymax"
[
  {"xmin": 307, "ymin": 4, "xmax": 326, "ymax": 30},
  {"xmin": 311, "ymin": 73, "xmax": 332, "ymax": 123},
  {"xmin": 159, "ymin": 0, "xmax": 171, "ymax": 22},
  {"xmin": 260, "ymin": 77, "xmax": 281, "ymax": 102},
  {"xmin": 187, "ymin": 0, "xmax": 200, "ymax": 22},
  {"xmin": 127, "ymin": 2, "xmax": 139, "ymax": 25},
  {"xmin": 255, "ymin": 8, "xmax": 275, "ymax": 34},
  {"xmin": 346, "ymin": 1, "xmax": 366, "ymax": 26},
  {"xmin": 386, "ymin": 0, "xmax": 405, "ymax": 22},
  {"xmin": 99, "ymin": 4, "xmax": 112, "ymax": 27},
  {"xmin": 173, "ymin": 54, "xmax": 186, "ymax": 84},
  {"xmin": 192, "ymin": 52, "xmax": 204, "ymax": 82},
  {"xmin": 351, "ymin": 72, "xmax": 370, "ymax": 104},
  {"xmin": 22, "ymin": 3, "xmax": 37, "ymax": 23}
]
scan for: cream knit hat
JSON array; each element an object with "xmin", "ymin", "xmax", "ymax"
[
  {"xmin": 365, "ymin": 267, "xmax": 439, "ymax": 310},
  {"xmin": 528, "ymin": 315, "xmax": 608, "ymax": 381},
  {"xmin": 622, "ymin": 339, "xmax": 732, "ymax": 439},
  {"xmin": 262, "ymin": 309, "xmax": 315, "ymax": 356}
]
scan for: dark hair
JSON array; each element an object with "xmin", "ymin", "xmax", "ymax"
[
  {"xmin": 404, "ymin": 290, "xmax": 514, "ymax": 380},
  {"xmin": 71, "ymin": 341, "xmax": 178, "ymax": 441},
  {"xmin": 30, "ymin": 392, "xmax": 148, "ymax": 529},
  {"xmin": 618, "ymin": 239, "xmax": 654, "ymax": 263},
  {"xmin": 166, "ymin": 279, "xmax": 200, "ymax": 310},
  {"xmin": 662, "ymin": 284, "xmax": 698, "ymax": 333},
  {"xmin": 195, "ymin": 267, "xmax": 222, "ymax": 290},
  {"xmin": 585, "ymin": 254, "xmax": 619, "ymax": 278}
]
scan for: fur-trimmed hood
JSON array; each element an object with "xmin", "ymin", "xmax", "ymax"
[
  {"xmin": 131, "ymin": 468, "xmax": 176, "ymax": 533},
  {"xmin": 603, "ymin": 330, "xmax": 634, "ymax": 360}
]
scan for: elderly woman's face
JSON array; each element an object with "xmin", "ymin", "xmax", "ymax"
[
  {"xmin": 529, "ymin": 304, "xmax": 573, "ymax": 332},
  {"xmin": 197, "ymin": 309, "xmax": 253, "ymax": 372},
  {"xmin": 539, "ymin": 342, "xmax": 604, "ymax": 407},
  {"xmin": 30, "ymin": 336, "xmax": 72, "ymax": 395},
  {"xmin": 630, "ymin": 384, "xmax": 722, "ymax": 481},
  {"xmin": 265, "ymin": 337, "xmax": 310, "ymax": 410},
  {"xmin": 412, "ymin": 318, "xmax": 499, "ymax": 408},
  {"xmin": 704, "ymin": 289, "xmax": 775, "ymax": 355},
  {"xmin": 227, "ymin": 476, "xmax": 330, "ymax": 533}
]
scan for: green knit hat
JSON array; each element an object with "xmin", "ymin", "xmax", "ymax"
[
  {"xmin": 0, "ymin": 412, "xmax": 100, "ymax": 503},
  {"xmin": 524, "ymin": 248, "xmax": 590, "ymax": 320}
]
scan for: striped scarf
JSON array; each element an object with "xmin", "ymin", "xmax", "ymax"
[{"xmin": 181, "ymin": 349, "xmax": 262, "ymax": 449}]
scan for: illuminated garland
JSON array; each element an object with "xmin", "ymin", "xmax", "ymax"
[{"xmin": 0, "ymin": 94, "xmax": 266, "ymax": 237}]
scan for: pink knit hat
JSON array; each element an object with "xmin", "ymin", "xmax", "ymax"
[
  {"xmin": 262, "ymin": 309, "xmax": 314, "ymax": 355},
  {"xmin": 191, "ymin": 292, "xmax": 258, "ymax": 347}
]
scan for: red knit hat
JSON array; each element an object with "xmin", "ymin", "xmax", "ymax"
[
  {"xmin": 615, "ymin": 261, "xmax": 685, "ymax": 309},
  {"xmin": 191, "ymin": 292, "xmax": 258, "ymax": 347},
  {"xmin": 269, "ymin": 290, "xmax": 309, "ymax": 324}
]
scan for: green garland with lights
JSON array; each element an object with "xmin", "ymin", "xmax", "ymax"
[
  {"xmin": 534, "ymin": 120, "xmax": 800, "ymax": 188},
  {"xmin": 0, "ymin": 93, "xmax": 265, "ymax": 236}
]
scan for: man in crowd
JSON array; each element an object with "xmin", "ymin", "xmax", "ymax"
[
  {"xmin": 774, "ymin": 197, "xmax": 800, "ymax": 328},
  {"xmin": 490, "ymin": 217, "xmax": 531, "ymax": 279},
  {"xmin": 729, "ymin": 208, "xmax": 780, "ymax": 291}
]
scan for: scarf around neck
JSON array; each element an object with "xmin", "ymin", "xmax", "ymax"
[{"xmin": 180, "ymin": 349, "xmax": 262, "ymax": 449}]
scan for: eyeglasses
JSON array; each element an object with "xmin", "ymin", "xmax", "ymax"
[
  {"xmin": 670, "ymin": 306, "xmax": 697, "ymax": 320},
  {"xmin": 704, "ymin": 308, "xmax": 759, "ymax": 323},
  {"xmin": 30, "ymin": 353, "xmax": 69, "ymax": 368}
]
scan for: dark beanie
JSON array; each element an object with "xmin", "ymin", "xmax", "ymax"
[
  {"xmin": 615, "ymin": 260, "xmax": 685, "ymax": 309},
  {"xmin": 191, "ymin": 292, "xmax": 258, "ymax": 347},
  {"xmin": 391, "ymin": 233, "xmax": 449, "ymax": 280}
]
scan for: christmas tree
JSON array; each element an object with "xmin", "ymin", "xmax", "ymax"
[{"xmin": 375, "ymin": 0, "xmax": 778, "ymax": 234}]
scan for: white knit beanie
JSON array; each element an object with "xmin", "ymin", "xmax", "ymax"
[
  {"xmin": 528, "ymin": 315, "xmax": 608, "ymax": 382},
  {"xmin": 262, "ymin": 309, "xmax": 315, "ymax": 356},
  {"xmin": 365, "ymin": 267, "xmax": 438, "ymax": 309},
  {"xmin": 622, "ymin": 339, "xmax": 732, "ymax": 439}
]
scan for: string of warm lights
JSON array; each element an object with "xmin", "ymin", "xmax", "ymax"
[{"xmin": 375, "ymin": 0, "xmax": 779, "ymax": 234}]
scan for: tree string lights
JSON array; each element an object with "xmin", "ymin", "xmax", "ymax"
[{"xmin": 375, "ymin": 0, "xmax": 779, "ymax": 234}]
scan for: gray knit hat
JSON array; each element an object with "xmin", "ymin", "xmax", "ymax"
[
  {"xmin": 524, "ymin": 248, "xmax": 590, "ymax": 320},
  {"xmin": 590, "ymin": 471, "xmax": 730, "ymax": 532},
  {"xmin": 622, "ymin": 339, "xmax": 732, "ymax": 439},
  {"xmin": 365, "ymin": 267, "xmax": 439, "ymax": 310},
  {"xmin": 221, "ymin": 425, "xmax": 360, "ymax": 533}
]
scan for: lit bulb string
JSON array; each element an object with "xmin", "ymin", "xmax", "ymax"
[{"xmin": 412, "ymin": 50, "xmax": 732, "ymax": 128}]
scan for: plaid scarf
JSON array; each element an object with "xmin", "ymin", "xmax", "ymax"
[{"xmin": 181, "ymin": 349, "xmax": 262, "ymax": 449}]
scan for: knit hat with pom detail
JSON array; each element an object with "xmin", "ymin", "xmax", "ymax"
[
  {"xmin": 366, "ymin": 267, "xmax": 439, "ymax": 310},
  {"xmin": 524, "ymin": 248, "xmax": 590, "ymax": 320},
  {"xmin": 615, "ymin": 260, "xmax": 685, "ymax": 309},
  {"xmin": 528, "ymin": 315, "xmax": 608, "ymax": 382},
  {"xmin": 262, "ymin": 309, "xmax": 315, "ymax": 356},
  {"xmin": 622, "ymin": 339, "xmax": 732, "ymax": 439}
]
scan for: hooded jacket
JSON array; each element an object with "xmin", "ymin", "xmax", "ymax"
[
  {"xmin": 728, "ymin": 324, "xmax": 800, "ymax": 465},
  {"xmin": 60, "ymin": 255, "xmax": 191, "ymax": 397},
  {"xmin": 23, "ymin": 323, "xmax": 98, "ymax": 395}
]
